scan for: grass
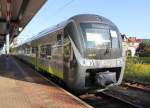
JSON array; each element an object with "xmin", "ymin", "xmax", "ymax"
[{"xmin": 124, "ymin": 57, "xmax": 150, "ymax": 84}]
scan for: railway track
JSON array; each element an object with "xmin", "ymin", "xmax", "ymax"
[
  {"xmin": 79, "ymin": 92, "xmax": 140, "ymax": 108},
  {"xmin": 79, "ymin": 80, "xmax": 150, "ymax": 108},
  {"xmin": 103, "ymin": 85, "xmax": 150, "ymax": 108},
  {"xmin": 122, "ymin": 80, "xmax": 150, "ymax": 93}
]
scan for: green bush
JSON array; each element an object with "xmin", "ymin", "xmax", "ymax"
[
  {"xmin": 126, "ymin": 57, "xmax": 150, "ymax": 64},
  {"xmin": 138, "ymin": 40, "xmax": 150, "ymax": 57},
  {"xmin": 124, "ymin": 57, "xmax": 150, "ymax": 84},
  {"xmin": 139, "ymin": 57, "xmax": 150, "ymax": 64}
]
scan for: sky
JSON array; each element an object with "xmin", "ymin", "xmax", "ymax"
[{"xmin": 17, "ymin": 0, "xmax": 150, "ymax": 44}]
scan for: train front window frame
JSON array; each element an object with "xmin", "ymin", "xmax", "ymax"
[{"xmin": 80, "ymin": 23, "xmax": 120, "ymax": 49}]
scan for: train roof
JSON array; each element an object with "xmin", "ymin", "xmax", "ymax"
[
  {"xmin": 22, "ymin": 14, "xmax": 117, "ymax": 45},
  {"xmin": 37, "ymin": 14, "xmax": 116, "ymax": 36},
  {"xmin": 27, "ymin": 20, "xmax": 67, "ymax": 42},
  {"xmin": 69, "ymin": 14, "xmax": 116, "ymax": 26}
]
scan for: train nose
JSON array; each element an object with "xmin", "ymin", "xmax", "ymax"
[{"xmin": 95, "ymin": 71, "xmax": 116, "ymax": 87}]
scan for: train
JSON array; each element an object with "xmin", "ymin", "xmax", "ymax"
[{"xmin": 11, "ymin": 14, "xmax": 125, "ymax": 93}]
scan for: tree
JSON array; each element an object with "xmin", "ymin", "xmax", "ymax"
[{"xmin": 138, "ymin": 40, "xmax": 150, "ymax": 57}]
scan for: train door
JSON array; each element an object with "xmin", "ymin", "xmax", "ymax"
[
  {"xmin": 63, "ymin": 28, "xmax": 77, "ymax": 86},
  {"xmin": 63, "ymin": 29, "xmax": 71, "ymax": 84},
  {"xmin": 35, "ymin": 43, "xmax": 40, "ymax": 71},
  {"xmin": 51, "ymin": 33, "xmax": 64, "ymax": 79}
]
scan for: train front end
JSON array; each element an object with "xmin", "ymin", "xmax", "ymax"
[{"xmin": 65, "ymin": 14, "xmax": 125, "ymax": 93}]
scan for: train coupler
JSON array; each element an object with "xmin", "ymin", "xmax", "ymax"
[{"xmin": 95, "ymin": 71, "xmax": 116, "ymax": 87}]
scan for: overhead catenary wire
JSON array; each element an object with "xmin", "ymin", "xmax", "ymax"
[
  {"xmin": 17, "ymin": 0, "xmax": 75, "ymax": 46},
  {"xmin": 51, "ymin": 0, "xmax": 75, "ymax": 16}
]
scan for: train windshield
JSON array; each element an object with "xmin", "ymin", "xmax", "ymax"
[{"xmin": 80, "ymin": 23, "xmax": 119, "ymax": 49}]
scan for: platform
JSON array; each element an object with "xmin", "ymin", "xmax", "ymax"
[{"xmin": 0, "ymin": 55, "xmax": 89, "ymax": 108}]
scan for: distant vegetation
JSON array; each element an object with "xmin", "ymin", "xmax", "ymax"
[
  {"xmin": 136, "ymin": 40, "xmax": 150, "ymax": 57},
  {"xmin": 124, "ymin": 57, "xmax": 150, "ymax": 84}
]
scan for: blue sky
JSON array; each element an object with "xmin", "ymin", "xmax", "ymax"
[{"xmin": 17, "ymin": 0, "xmax": 150, "ymax": 44}]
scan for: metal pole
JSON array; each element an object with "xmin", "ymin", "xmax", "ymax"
[{"xmin": 6, "ymin": 34, "xmax": 10, "ymax": 55}]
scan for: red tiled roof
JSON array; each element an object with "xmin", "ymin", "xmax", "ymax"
[{"xmin": 127, "ymin": 37, "xmax": 143, "ymax": 43}]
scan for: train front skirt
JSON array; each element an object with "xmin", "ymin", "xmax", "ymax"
[{"xmin": 95, "ymin": 71, "xmax": 116, "ymax": 87}]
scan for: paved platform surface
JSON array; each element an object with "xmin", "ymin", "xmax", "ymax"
[{"xmin": 0, "ymin": 55, "xmax": 88, "ymax": 108}]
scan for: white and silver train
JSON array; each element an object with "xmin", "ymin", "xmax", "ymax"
[{"xmin": 12, "ymin": 14, "xmax": 125, "ymax": 93}]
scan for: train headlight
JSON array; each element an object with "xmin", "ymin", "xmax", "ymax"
[{"xmin": 116, "ymin": 59, "xmax": 123, "ymax": 66}]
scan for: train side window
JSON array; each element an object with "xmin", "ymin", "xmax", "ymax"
[
  {"xmin": 40, "ymin": 45, "xmax": 46, "ymax": 58},
  {"xmin": 23, "ymin": 48, "xmax": 26, "ymax": 54},
  {"xmin": 26, "ymin": 48, "xmax": 30, "ymax": 54},
  {"xmin": 40, "ymin": 44, "xmax": 52, "ymax": 59},
  {"xmin": 46, "ymin": 45, "xmax": 51, "ymax": 55},
  {"xmin": 57, "ymin": 34, "xmax": 61, "ymax": 41},
  {"xmin": 32, "ymin": 47, "xmax": 36, "ymax": 54},
  {"xmin": 46, "ymin": 44, "xmax": 52, "ymax": 59},
  {"xmin": 57, "ymin": 34, "xmax": 62, "ymax": 44}
]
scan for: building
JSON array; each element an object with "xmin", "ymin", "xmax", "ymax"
[{"xmin": 122, "ymin": 34, "xmax": 143, "ymax": 56}]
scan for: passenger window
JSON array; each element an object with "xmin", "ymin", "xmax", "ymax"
[
  {"xmin": 40, "ymin": 44, "xmax": 52, "ymax": 59},
  {"xmin": 57, "ymin": 34, "xmax": 63, "ymax": 46},
  {"xmin": 57, "ymin": 34, "xmax": 62, "ymax": 42},
  {"xmin": 46, "ymin": 45, "xmax": 51, "ymax": 55},
  {"xmin": 40, "ymin": 46, "xmax": 46, "ymax": 58},
  {"xmin": 26, "ymin": 48, "xmax": 30, "ymax": 54},
  {"xmin": 46, "ymin": 44, "xmax": 52, "ymax": 59},
  {"xmin": 32, "ymin": 47, "xmax": 36, "ymax": 54}
]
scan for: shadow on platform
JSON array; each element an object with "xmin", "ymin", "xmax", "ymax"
[{"xmin": 0, "ymin": 54, "xmax": 55, "ymax": 87}]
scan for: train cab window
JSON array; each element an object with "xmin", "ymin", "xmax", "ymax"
[
  {"xmin": 110, "ymin": 30, "xmax": 119, "ymax": 48},
  {"xmin": 81, "ymin": 23, "xmax": 111, "ymax": 49}
]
